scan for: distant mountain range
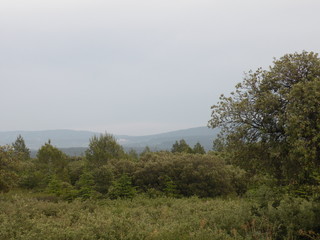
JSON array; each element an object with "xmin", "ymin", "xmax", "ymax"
[{"xmin": 0, "ymin": 127, "xmax": 219, "ymax": 156}]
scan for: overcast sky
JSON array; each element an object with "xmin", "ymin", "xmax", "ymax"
[{"xmin": 1, "ymin": 0, "xmax": 319, "ymax": 135}]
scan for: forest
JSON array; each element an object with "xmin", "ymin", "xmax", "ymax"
[{"xmin": 1, "ymin": 51, "xmax": 320, "ymax": 240}]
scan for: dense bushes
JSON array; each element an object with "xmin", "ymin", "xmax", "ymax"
[
  {"xmin": 133, "ymin": 152, "xmax": 247, "ymax": 197},
  {"xmin": 0, "ymin": 192, "xmax": 319, "ymax": 240},
  {"xmin": 0, "ymin": 146, "xmax": 21, "ymax": 192},
  {"xmin": 13, "ymin": 141, "xmax": 246, "ymax": 199}
]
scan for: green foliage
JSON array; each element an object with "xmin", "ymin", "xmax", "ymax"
[
  {"xmin": 108, "ymin": 174, "xmax": 136, "ymax": 199},
  {"xmin": 92, "ymin": 165, "xmax": 113, "ymax": 194},
  {"xmin": 67, "ymin": 158, "xmax": 86, "ymax": 186},
  {"xmin": 140, "ymin": 146, "xmax": 152, "ymax": 157},
  {"xmin": 171, "ymin": 139, "xmax": 193, "ymax": 153},
  {"xmin": 47, "ymin": 176, "xmax": 77, "ymax": 201},
  {"xmin": 209, "ymin": 51, "xmax": 320, "ymax": 184},
  {"xmin": 193, "ymin": 142, "xmax": 206, "ymax": 154},
  {"xmin": 127, "ymin": 148, "xmax": 139, "ymax": 161},
  {"xmin": 1, "ymin": 193, "xmax": 319, "ymax": 240},
  {"xmin": 107, "ymin": 159, "xmax": 137, "ymax": 180},
  {"xmin": 12, "ymin": 135, "xmax": 30, "ymax": 160},
  {"xmin": 37, "ymin": 141, "xmax": 69, "ymax": 181},
  {"xmin": 171, "ymin": 141, "xmax": 206, "ymax": 155},
  {"xmin": 162, "ymin": 175, "xmax": 178, "ymax": 197},
  {"xmin": 76, "ymin": 170, "xmax": 96, "ymax": 199},
  {"xmin": 47, "ymin": 175, "xmax": 63, "ymax": 196},
  {"xmin": 85, "ymin": 133, "xmax": 126, "ymax": 167},
  {"xmin": 19, "ymin": 164, "xmax": 46, "ymax": 189},
  {"xmin": 0, "ymin": 146, "xmax": 21, "ymax": 192},
  {"xmin": 135, "ymin": 152, "xmax": 247, "ymax": 197}
]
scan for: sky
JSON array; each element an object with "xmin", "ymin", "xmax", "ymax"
[{"xmin": 1, "ymin": 0, "xmax": 320, "ymax": 135}]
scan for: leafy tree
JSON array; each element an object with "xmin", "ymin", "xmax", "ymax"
[
  {"xmin": 37, "ymin": 141, "xmax": 69, "ymax": 181},
  {"xmin": 171, "ymin": 139, "xmax": 193, "ymax": 153},
  {"xmin": 85, "ymin": 133, "xmax": 125, "ymax": 167},
  {"xmin": 209, "ymin": 51, "xmax": 320, "ymax": 184},
  {"xmin": 193, "ymin": 142, "xmax": 206, "ymax": 154},
  {"xmin": 12, "ymin": 135, "xmax": 30, "ymax": 160}
]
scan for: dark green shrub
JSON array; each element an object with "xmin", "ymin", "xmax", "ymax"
[
  {"xmin": 134, "ymin": 152, "xmax": 247, "ymax": 197},
  {"xmin": 92, "ymin": 165, "xmax": 113, "ymax": 194},
  {"xmin": 108, "ymin": 174, "xmax": 136, "ymax": 199},
  {"xmin": 161, "ymin": 175, "xmax": 178, "ymax": 197},
  {"xmin": 76, "ymin": 170, "xmax": 97, "ymax": 199}
]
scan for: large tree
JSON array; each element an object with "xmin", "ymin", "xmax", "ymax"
[{"xmin": 209, "ymin": 51, "xmax": 320, "ymax": 184}]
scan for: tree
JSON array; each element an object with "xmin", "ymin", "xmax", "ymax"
[
  {"xmin": 12, "ymin": 135, "xmax": 30, "ymax": 160},
  {"xmin": 140, "ymin": 146, "xmax": 151, "ymax": 157},
  {"xmin": 171, "ymin": 139, "xmax": 193, "ymax": 153},
  {"xmin": 85, "ymin": 133, "xmax": 125, "ymax": 167},
  {"xmin": 76, "ymin": 170, "xmax": 96, "ymax": 199},
  {"xmin": 193, "ymin": 142, "xmax": 206, "ymax": 154},
  {"xmin": 162, "ymin": 175, "xmax": 178, "ymax": 197},
  {"xmin": 209, "ymin": 51, "xmax": 320, "ymax": 184},
  {"xmin": 37, "ymin": 141, "xmax": 68, "ymax": 181},
  {"xmin": 107, "ymin": 174, "xmax": 136, "ymax": 199}
]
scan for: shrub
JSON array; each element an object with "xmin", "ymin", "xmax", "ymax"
[
  {"xmin": 134, "ymin": 152, "xmax": 247, "ymax": 197},
  {"xmin": 108, "ymin": 174, "xmax": 136, "ymax": 199}
]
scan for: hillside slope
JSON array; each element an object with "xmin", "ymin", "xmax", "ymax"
[{"xmin": 0, "ymin": 127, "xmax": 218, "ymax": 154}]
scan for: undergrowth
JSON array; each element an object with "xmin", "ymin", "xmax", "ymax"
[{"xmin": 0, "ymin": 191, "xmax": 319, "ymax": 240}]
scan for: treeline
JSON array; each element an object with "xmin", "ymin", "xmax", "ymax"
[{"xmin": 0, "ymin": 134, "xmax": 246, "ymax": 200}]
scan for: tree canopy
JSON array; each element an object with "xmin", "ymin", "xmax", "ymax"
[
  {"xmin": 85, "ymin": 133, "xmax": 125, "ymax": 167},
  {"xmin": 12, "ymin": 135, "xmax": 30, "ymax": 160},
  {"xmin": 171, "ymin": 139, "xmax": 193, "ymax": 153},
  {"xmin": 209, "ymin": 51, "xmax": 320, "ymax": 184}
]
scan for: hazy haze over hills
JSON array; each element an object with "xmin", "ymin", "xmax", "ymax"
[{"xmin": 0, "ymin": 127, "xmax": 218, "ymax": 154}]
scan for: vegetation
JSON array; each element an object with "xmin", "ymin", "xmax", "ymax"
[
  {"xmin": 0, "ymin": 51, "xmax": 319, "ymax": 239},
  {"xmin": 0, "ymin": 192, "xmax": 319, "ymax": 240},
  {"xmin": 209, "ymin": 51, "xmax": 320, "ymax": 186},
  {"xmin": 0, "ymin": 146, "xmax": 22, "ymax": 192},
  {"xmin": 12, "ymin": 134, "xmax": 30, "ymax": 160}
]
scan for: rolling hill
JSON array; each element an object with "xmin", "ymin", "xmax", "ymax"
[{"xmin": 0, "ymin": 127, "xmax": 219, "ymax": 156}]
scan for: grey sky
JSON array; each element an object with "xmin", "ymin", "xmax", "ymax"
[{"xmin": 1, "ymin": 0, "xmax": 319, "ymax": 135}]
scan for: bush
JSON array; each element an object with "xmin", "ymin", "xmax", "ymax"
[
  {"xmin": 3, "ymin": 193, "xmax": 319, "ymax": 239},
  {"xmin": 133, "ymin": 152, "xmax": 247, "ymax": 197}
]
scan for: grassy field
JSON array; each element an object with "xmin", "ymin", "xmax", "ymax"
[{"xmin": 1, "ymin": 192, "xmax": 319, "ymax": 240}]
